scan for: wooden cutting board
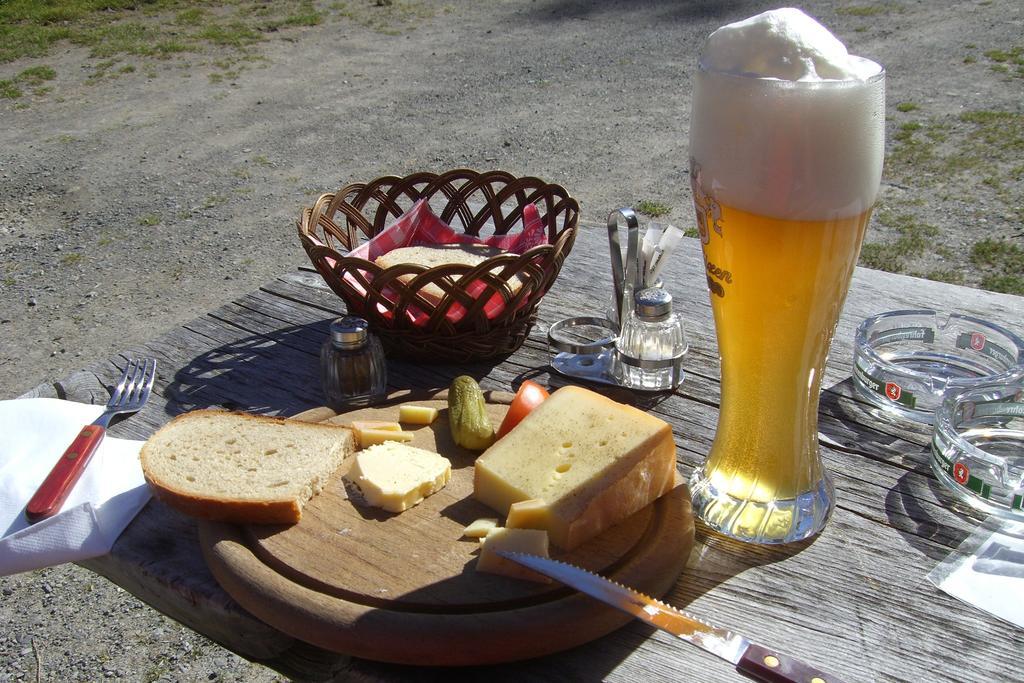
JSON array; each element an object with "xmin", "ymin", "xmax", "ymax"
[{"xmin": 198, "ymin": 390, "xmax": 694, "ymax": 666}]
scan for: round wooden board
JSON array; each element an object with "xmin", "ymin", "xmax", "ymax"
[{"xmin": 199, "ymin": 391, "xmax": 695, "ymax": 666}]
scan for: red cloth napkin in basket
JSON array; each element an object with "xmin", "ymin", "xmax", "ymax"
[{"xmin": 341, "ymin": 200, "xmax": 547, "ymax": 325}]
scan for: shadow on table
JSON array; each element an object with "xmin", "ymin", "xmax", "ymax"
[
  {"xmin": 160, "ymin": 320, "xmax": 514, "ymax": 419},
  {"xmin": 161, "ymin": 320, "xmax": 334, "ymax": 418},
  {"xmin": 817, "ymin": 380, "xmax": 979, "ymax": 562}
]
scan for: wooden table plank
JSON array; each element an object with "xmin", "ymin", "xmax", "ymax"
[{"xmin": 24, "ymin": 224, "xmax": 1024, "ymax": 681}]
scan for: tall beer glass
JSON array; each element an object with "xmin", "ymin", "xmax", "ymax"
[{"xmin": 688, "ymin": 62, "xmax": 885, "ymax": 544}]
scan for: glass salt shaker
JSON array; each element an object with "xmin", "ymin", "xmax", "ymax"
[
  {"xmin": 321, "ymin": 316, "xmax": 387, "ymax": 410},
  {"xmin": 615, "ymin": 288, "xmax": 688, "ymax": 391}
]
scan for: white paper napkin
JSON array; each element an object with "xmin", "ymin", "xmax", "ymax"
[
  {"xmin": 0, "ymin": 398, "xmax": 151, "ymax": 576},
  {"xmin": 928, "ymin": 517, "xmax": 1024, "ymax": 629}
]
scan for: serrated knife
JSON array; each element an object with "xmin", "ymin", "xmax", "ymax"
[{"xmin": 498, "ymin": 552, "xmax": 845, "ymax": 683}]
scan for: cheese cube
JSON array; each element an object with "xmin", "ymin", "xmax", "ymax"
[
  {"xmin": 473, "ymin": 385, "xmax": 676, "ymax": 549},
  {"xmin": 399, "ymin": 405, "xmax": 439, "ymax": 425},
  {"xmin": 462, "ymin": 517, "xmax": 499, "ymax": 538},
  {"xmin": 506, "ymin": 499, "xmax": 549, "ymax": 530},
  {"xmin": 346, "ymin": 442, "xmax": 451, "ymax": 513},
  {"xmin": 476, "ymin": 527, "xmax": 551, "ymax": 583}
]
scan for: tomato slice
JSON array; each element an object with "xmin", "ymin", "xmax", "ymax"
[{"xmin": 497, "ymin": 380, "xmax": 550, "ymax": 439}]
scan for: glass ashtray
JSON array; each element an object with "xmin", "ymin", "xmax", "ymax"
[
  {"xmin": 931, "ymin": 380, "xmax": 1024, "ymax": 520},
  {"xmin": 547, "ymin": 316, "xmax": 620, "ymax": 386},
  {"xmin": 853, "ymin": 310, "xmax": 1024, "ymax": 423}
]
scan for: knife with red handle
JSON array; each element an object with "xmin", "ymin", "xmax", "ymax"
[{"xmin": 499, "ymin": 552, "xmax": 846, "ymax": 683}]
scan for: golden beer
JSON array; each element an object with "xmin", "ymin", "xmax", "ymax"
[
  {"xmin": 687, "ymin": 23, "xmax": 885, "ymax": 543},
  {"xmin": 695, "ymin": 201, "xmax": 869, "ymax": 536}
]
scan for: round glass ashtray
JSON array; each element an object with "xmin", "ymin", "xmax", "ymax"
[
  {"xmin": 853, "ymin": 310, "xmax": 1024, "ymax": 423},
  {"xmin": 547, "ymin": 316, "xmax": 621, "ymax": 386},
  {"xmin": 931, "ymin": 380, "xmax": 1024, "ymax": 520}
]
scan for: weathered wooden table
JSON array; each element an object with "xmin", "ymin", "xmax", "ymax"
[{"xmin": 24, "ymin": 224, "xmax": 1024, "ymax": 682}]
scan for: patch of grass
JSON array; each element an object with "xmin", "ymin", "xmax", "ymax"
[
  {"xmin": 138, "ymin": 213, "xmax": 161, "ymax": 226},
  {"xmin": 17, "ymin": 65, "xmax": 56, "ymax": 85},
  {"xmin": 252, "ymin": 154, "xmax": 272, "ymax": 166},
  {"xmin": 0, "ymin": 80, "xmax": 22, "ymax": 99},
  {"xmin": 0, "ymin": 0, "xmax": 355, "ymax": 79},
  {"xmin": 980, "ymin": 273, "xmax": 1024, "ymax": 295},
  {"xmin": 634, "ymin": 200, "xmax": 671, "ymax": 218},
  {"xmin": 859, "ymin": 243, "xmax": 902, "ymax": 272},
  {"xmin": 175, "ymin": 8, "xmax": 208, "ymax": 27},
  {"xmin": 895, "ymin": 102, "xmax": 918, "ymax": 113},
  {"xmin": 198, "ymin": 22, "xmax": 261, "ymax": 48},
  {"xmin": 959, "ymin": 111, "xmax": 1024, "ymax": 157},
  {"xmin": 0, "ymin": 64, "xmax": 57, "ymax": 98},
  {"xmin": 859, "ymin": 210, "xmax": 939, "ymax": 273},
  {"xmin": 971, "ymin": 238, "xmax": 1024, "ymax": 269},
  {"xmin": 982, "ymin": 46, "xmax": 1024, "ymax": 78},
  {"xmin": 888, "ymin": 109, "xmax": 1022, "ymax": 188},
  {"xmin": 60, "ymin": 252, "xmax": 84, "ymax": 266},
  {"xmin": 919, "ymin": 269, "xmax": 964, "ymax": 285},
  {"xmin": 334, "ymin": 0, "xmax": 436, "ymax": 35},
  {"xmin": 970, "ymin": 239, "xmax": 1024, "ymax": 295}
]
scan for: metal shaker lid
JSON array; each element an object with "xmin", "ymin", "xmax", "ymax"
[
  {"xmin": 633, "ymin": 288, "xmax": 672, "ymax": 321},
  {"xmin": 329, "ymin": 316, "xmax": 369, "ymax": 349}
]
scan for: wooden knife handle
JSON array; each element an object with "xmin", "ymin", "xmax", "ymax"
[
  {"xmin": 737, "ymin": 643, "xmax": 846, "ymax": 683},
  {"xmin": 25, "ymin": 425, "xmax": 106, "ymax": 522}
]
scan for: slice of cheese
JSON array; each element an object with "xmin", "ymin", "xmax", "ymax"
[
  {"xmin": 356, "ymin": 427, "xmax": 415, "ymax": 449},
  {"xmin": 346, "ymin": 442, "xmax": 451, "ymax": 513},
  {"xmin": 462, "ymin": 517, "xmax": 499, "ymax": 538},
  {"xmin": 399, "ymin": 405, "xmax": 439, "ymax": 425},
  {"xmin": 473, "ymin": 385, "xmax": 676, "ymax": 550},
  {"xmin": 476, "ymin": 527, "xmax": 551, "ymax": 583},
  {"xmin": 351, "ymin": 420, "xmax": 402, "ymax": 432}
]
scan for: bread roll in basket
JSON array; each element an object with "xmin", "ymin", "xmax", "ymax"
[{"xmin": 297, "ymin": 169, "xmax": 579, "ymax": 362}]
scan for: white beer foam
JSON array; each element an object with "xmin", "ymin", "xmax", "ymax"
[
  {"xmin": 690, "ymin": 8, "xmax": 885, "ymax": 221},
  {"xmin": 701, "ymin": 7, "xmax": 880, "ymax": 81}
]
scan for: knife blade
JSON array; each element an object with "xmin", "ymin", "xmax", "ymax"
[{"xmin": 498, "ymin": 552, "xmax": 845, "ymax": 683}]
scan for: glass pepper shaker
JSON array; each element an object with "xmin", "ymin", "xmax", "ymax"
[
  {"xmin": 615, "ymin": 288, "xmax": 688, "ymax": 391},
  {"xmin": 321, "ymin": 316, "xmax": 387, "ymax": 410}
]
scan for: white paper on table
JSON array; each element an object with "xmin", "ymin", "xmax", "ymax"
[
  {"xmin": 0, "ymin": 398, "xmax": 151, "ymax": 576},
  {"xmin": 928, "ymin": 516, "xmax": 1024, "ymax": 629}
]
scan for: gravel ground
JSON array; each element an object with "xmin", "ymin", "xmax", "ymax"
[{"xmin": 1, "ymin": 1, "xmax": 1022, "ymax": 680}]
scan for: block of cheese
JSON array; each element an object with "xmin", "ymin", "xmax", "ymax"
[
  {"xmin": 345, "ymin": 442, "xmax": 451, "ymax": 513},
  {"xmin": 398, "ymin": 404, "xmax": 439, "ymax": 425},
  {"xmin": 462, "ymin": 517, "xmax": 499, "ymax": 538},
  {"xmin": 476, "ymin": 527, "xmax": 551, "ymax": 583},
  {"xmin": 473, "ymin": 385, "xmax": 676, "ymax": 549}
]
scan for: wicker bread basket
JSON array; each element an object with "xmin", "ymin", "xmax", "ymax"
[{"xmin": 297, "ymin": 169, "xmax": 579, "ymax": 362}]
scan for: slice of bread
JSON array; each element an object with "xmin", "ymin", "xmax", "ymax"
[
  {"xmin": 374, "ymin": 244, "xmax": 522, "ymax": 301},
  {"xmin": 140, "ymin": 410, "xmax": 355, "ymax": 524}
]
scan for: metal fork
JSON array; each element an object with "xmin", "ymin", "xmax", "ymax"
[{"xmin": 26, "ymin": 358, "xmax": 157, "ymax": 522}]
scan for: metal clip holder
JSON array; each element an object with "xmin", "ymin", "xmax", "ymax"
[{"xmin": 548, "ymin": 208, "xmax": 686, "ymax": 392}]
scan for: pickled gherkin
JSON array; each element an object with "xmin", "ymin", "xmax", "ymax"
[{"xmin": 448, "ymin": 376, "xmax": 495, "ymax": 451}]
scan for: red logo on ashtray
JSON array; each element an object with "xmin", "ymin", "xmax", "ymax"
[
  {"xmin": 953, "ymin": 462, "xmax": 970, "ymax": 485},
  {"xmin": 970, "ymin": 332, "xmax": 986, "ymax": 351},
  {"xmin": 885, "ymin": 382, "xmax": 902, "ymax": 401}
]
